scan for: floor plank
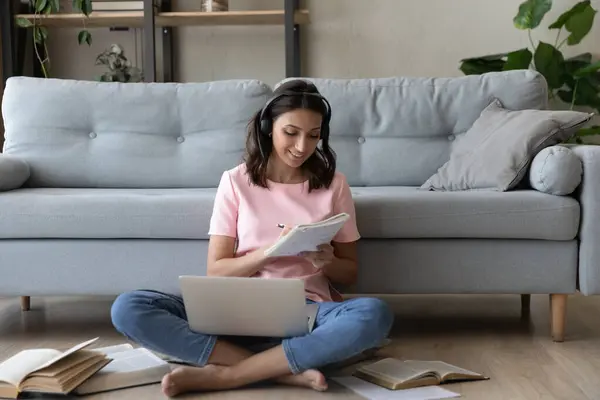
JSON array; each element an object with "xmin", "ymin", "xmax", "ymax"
[{"xmin": 1, "ymin": 293, "xmax": 598, "ymax": 399}]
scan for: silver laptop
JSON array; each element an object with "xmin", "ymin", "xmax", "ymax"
[{"xmin": 179, "ymin": 275, "xmax": 318, "ymax": 338}]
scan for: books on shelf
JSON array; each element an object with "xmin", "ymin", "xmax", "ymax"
[
  {"xmin": 264, "ymin": 213, "xmax": 350, "ymax": 257},
  {"xmin": 0, "ymin": 338, "xmax": 109, "ymax": 399},
  {"xmin": 353, "ymin": 358, "xmax": 489, "ymax": 390}
]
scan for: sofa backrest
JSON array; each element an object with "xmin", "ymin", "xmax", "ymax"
[
  {"xmin": 2, "ymin": 77, "xmax": 271, "ymax": 188},
  {"xmin": 3, "ymin": 71, "xmax": 548, "ymax": 189},
  {"xmin": 276, "ymin": 70, "xmax": 548, "ymax": 186}
]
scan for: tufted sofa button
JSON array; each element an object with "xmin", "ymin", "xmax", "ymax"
[
  {"xmin": 89, "ymin": 132, "xmax": 97, "ymax": 139},
  {"xmin": 177, "ymin": 136, "xmax": 185, "ymax": 143},
  {"xmin": 357, "ymin": 136, "xmax": 366, "ymax": 144},
  {"xmin": 448, "ymin": 134, "xmax": 456, "ymax": 141}
]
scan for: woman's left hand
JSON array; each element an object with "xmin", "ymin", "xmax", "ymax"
[{"xmin": 299, "ymin": 243, "xmax": 335, "ymax": 269}]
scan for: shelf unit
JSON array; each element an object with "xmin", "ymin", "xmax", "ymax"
[
  {"xmin": 11, "ymin": 10, "xmax": 310, "ymax": 27},
  {"xmin": 1, "ymin": 0, "xmax": 308, "ymax": 84}
]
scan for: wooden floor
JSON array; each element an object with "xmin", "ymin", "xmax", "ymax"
[{"xmin": 1, "ymin": 293, "xmax": 600, "ymax": 399}]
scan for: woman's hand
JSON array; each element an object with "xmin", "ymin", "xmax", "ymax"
[
  {"xmin": 300, "ymin": 243, "xmax": 335, "ymax": 269},
  {"xmin": 256, "ymin": 225, "xmax": 293, "ymax": 260}
]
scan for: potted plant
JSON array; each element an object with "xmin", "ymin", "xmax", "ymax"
[
  {"xmin": 95, "ymin": 44, "xmax": 143, "ymax": 82},
  {"xmin": 459, "ymin": 0, "xmax": 600, "ymax": 141}
]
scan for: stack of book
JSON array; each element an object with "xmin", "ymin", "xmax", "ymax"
[{"xmin": 0, "ymin": 338, "xmax": 171, "ymax": 398}]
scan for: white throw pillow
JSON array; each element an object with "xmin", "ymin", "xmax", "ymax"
[{"xmin": 529, "ymin": 146, "xmax": 582, "ymax": 195}]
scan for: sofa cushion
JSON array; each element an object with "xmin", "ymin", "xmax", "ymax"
[
  {"xmin": 275, "ymin": 70, "xmax": 550, "ymax": 186},
  {"xmin": 2, "ymin": 77, "xmax": 271, "ymax": 189},
  {"xmin": 351, "ymin": 187, "xmax": 579, "ymax": 240},
  {"xmin": 0, "ymin": 155, "xmax": 30, "ymax": 191},
  {"xmin": 0, "ymin": 186, "xmax": 579, "ymax": 241},
  {"xmin": 0, "ymin": 188, "xmax": 215, "ymax": 239},
  {"xmin": 420, "ymin": 99, "xmax": 593, "ymax": 192},
  {"xmin": 529, "ymin": 145, "xmax": 582, "ymax": 195}
]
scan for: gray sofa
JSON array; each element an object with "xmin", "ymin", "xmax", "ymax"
[{"xmin": 1, "ymin": 71, "xmax": 597, "ymax": 342}]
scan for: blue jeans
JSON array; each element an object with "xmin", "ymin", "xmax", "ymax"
[{"xmin": 110, "ymin": 289, "xmax": 394, "ymax": 375}]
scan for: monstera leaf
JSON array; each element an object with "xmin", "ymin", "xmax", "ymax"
[
  {"xmin": 549, "ymin": 1, "xmax": 597, "ymax": 46},
  {"xmin": 514, "ymin": 0, "xmax": 553, "ymax": 29},
  {"xmin": 574, "ymin": 61, "xmax": 600, "ymax": 78},
  {"xmin": 504, "ymin": 49, "xmax": 533, "ymax": 70},
  {"xmin": 534, "ymin": 42, "xmax": 565, "ymax": 89},
  {"xmin": 459, "ymin": 53, "xmax": 507, "ymax": 75},
  {"xmin": 459, "ymin": 49, "xmax": 533, "ymax": 75}
]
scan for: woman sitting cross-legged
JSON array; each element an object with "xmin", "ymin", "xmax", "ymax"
[{"xmin": 110, "ymin": 79, "xmax": 395, "ymax": 397}]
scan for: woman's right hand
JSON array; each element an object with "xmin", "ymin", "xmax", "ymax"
[
  {"xmin": 256, "ymin": 225, "xmax": 292, "ymax": 261},
  {"xmin": 278, "ymin": 225, "xmax": 292, "ymax": 238},
  {"xmin": 208, "ymin": 225, "xmax": 294, "ymax": 277}
]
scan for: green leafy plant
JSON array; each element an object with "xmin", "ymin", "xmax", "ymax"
[
  {"xmin": 15, "ymin": 0, "xmax": 92, "ymax": 78},
  {"xmin": 459, "ymin": 0, "xmax": 600, "ymax": 140},
  {"xmin": 96, "ymin": 44, "xmax": 143, "ymax": 83}
]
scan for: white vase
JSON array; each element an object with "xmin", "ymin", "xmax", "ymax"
[{"xmin": 201, "ymin": 0, "xmax": 228, "ymax": 12}]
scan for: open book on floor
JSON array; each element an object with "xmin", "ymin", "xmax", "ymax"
[
  {"xmin": 353, "ymin": 358, "xmax": 489, "ymax": 390},
  {"xmin": 74, "ymin": 344, "xmax": 171, "ymax": 395},
  {"xmin": 264, "ymin": 213, "xmax": 350, "ymax": 257},
  {"xmin": 0, "ymin": 337, "xmax": 110, "ymax": 399}
]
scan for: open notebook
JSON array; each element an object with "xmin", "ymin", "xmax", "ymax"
[
  {"xmin": 264, "ymin": 213, "xmax": 350, "ymax": 257},
  {"xmin": 0, "ymin": 338, "xmax": 110, "ymax": 398},
  {"xmin": 353, "ymin": 358, "xmax": 489, "ymax": 390}
]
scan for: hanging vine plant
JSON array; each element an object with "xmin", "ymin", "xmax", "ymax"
[{"xmin": 16, "ymin": 0, "xmax": 93, "ymax": 78}]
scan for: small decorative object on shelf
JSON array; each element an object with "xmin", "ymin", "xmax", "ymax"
[
  {"xmin": 96, "ymin": 44, "xmax": 143, "ymax": 83},
  {"xmin": 201, "ymin": 0, "xmax": 228, "ymax": 12}
]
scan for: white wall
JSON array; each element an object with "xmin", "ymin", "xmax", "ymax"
[{"xmin": 47, "ymin": 0, "xmax": 600, "ymax": 85}]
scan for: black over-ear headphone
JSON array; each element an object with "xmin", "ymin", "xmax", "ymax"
[{"xmin": 258, "ymin": 90, "xmax": 332, "ymax": 142}]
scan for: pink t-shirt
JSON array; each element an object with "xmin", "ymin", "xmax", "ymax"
[{"xmin": 208, "ymin": 163, "xmax": 361, "ymax": 302}]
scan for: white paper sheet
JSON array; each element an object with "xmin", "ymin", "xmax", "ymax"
[{"xmin": 331, "ymin": 376, "xmax": 460, "ymax": 400}]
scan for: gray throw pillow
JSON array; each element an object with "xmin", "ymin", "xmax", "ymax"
[
  {"xmin": 421, "ymin": 99, "xmax": 593, "ymax": 191},
  {"xmin": 529, "ymin": 145, "xmax": 582, "ymax": 195},
  {"xmin": 0, "ymin": 154, "xmax": 30, "ymax": 191}
]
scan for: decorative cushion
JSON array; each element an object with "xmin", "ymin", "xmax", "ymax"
[
  {"xmin": 529, "ymin": 145, "xmax": 582, "ymax": 195},
  {"xmin": 0, "ymin": 155, "xmax": 30, "ymax": 191},
  {"xmin": 420, "ymin": 99, "xmax": 593, "ymax": 191}
]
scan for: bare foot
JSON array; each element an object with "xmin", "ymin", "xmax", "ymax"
[
  {"xmin": 161, "ymin": 365, "xmax": 327, "ymax": 397},
  {"xmin": 161, "ymin": 365, "xmax": 233, "ymax": 397},
  {"xmin": 277, "ymin": 369, "xmax": 328, "ymax": 391}
]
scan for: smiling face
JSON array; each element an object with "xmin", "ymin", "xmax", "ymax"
[{"xmin": 270, "ymin": 108, "xmax": 323, "ymax": 170}]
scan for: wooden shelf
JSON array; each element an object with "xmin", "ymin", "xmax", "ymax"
[
  {"xmin": 14, "ymin": 9, "xmax": 310, "ymax": 28},
  {"xmin": 157, "ymin": 10, "xmax": 310, "ymax": 26}
]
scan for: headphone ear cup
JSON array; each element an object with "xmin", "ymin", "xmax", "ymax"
[
  {"xmin": 260, "ymin": 119, "xmax": 271, "ymax": 136},
  {"xmin": 321, "ymin": 126, "xmax": 329, "ymax": 142}
]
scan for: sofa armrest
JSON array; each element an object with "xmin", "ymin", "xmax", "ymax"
[
  {"xmin": 0, "ymin": 154, "xmax": 30, "ymax": 191},
  {"xmin": 570, "ymin": 145, "xmax": 600, "ymax": 294}
]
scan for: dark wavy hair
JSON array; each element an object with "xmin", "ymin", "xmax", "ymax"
[{"xmin": 244, "ymin": 79, "xmax": 336, "ymax": 192}]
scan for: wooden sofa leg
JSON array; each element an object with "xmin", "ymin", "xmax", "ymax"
[
  {"xmin": 20, "ymin": 296, "xmax": 31, "ymax": 311},
  {"xmin": 521, "ymin": 294, "xmax": 531, "ymax": 312},
  {"xmin": 550, "ymin": 294, "xmax": 567, "ymax": 342}
]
